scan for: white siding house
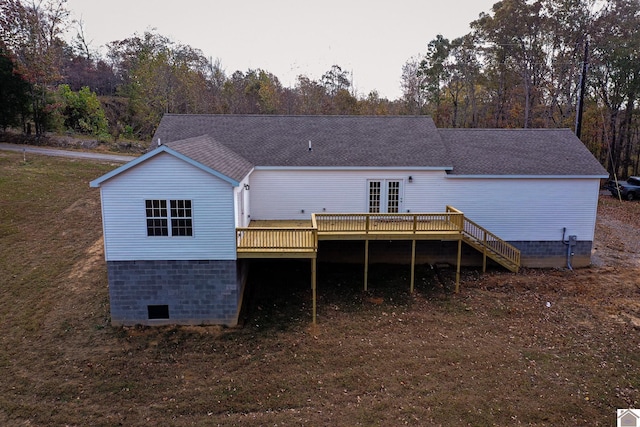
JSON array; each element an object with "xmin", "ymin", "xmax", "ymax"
[
  {"xmin": 91, "ymin": 114, "xmax": 608, "ymax": 326},
  {"xmin": 98, "ymin": 152, "xmax": 237, "ymax": 261}
]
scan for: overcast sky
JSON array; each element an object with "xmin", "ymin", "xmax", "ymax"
[{"xmin": 64, "ymin": 0, "xmax": 498, "ymax": 100}]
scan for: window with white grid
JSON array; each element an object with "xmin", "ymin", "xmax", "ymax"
[
  {"xmin": 368, "ymin": 181, "xmax": 381, "ymax": 213},
  {"xmin": 145, "ymin": 199, "xmax": 193, "ymax": 237},
  {"xmin": 387, "ymin": 181, "xmax": 400, "ymax": 213}
]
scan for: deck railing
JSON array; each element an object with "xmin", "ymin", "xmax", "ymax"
[
  {"xmin": 236, "ymin": 227, "xmax": 317, "ymax": 252},
  {"xmin": 236, "ymin": 209, "xmax": 520, "ymax": 272},
  {"xmin": 313, "ymin": 212, "xmax": 463, "ymax": 234}
]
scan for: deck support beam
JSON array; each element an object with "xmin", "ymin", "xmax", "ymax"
[
  {"xmin": 410, "ymin": 239, "xmax": 416, "ymax": 293},
  {"xmin": 311, "ymin": 257, "xmax": 317, "ymax": 325},
  {"xmin": 482, "ymin": 234, "xmax": 487, "ymax": 273},
  {"xmin": 364, "ymin": 240, "xmax": 369, "ymax": 291},
  {"xmin": 455, "ymin": 238, "xmax": 462, "ymax": 293}
]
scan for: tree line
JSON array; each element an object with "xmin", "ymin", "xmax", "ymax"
[
  {"xmin": 0, "ymin": 0, "xmax": 402, "ymax": 143},
  {"xmin": 1, "ymin": 0, "xmax": 639, "ymax": 178},
  {"xmin": 405, "ymin": 0, "xmax": 640, "ymax": 178}
]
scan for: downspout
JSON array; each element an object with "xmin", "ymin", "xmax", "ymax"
[{"xmin": 562, "ymin": 227, "xmax": 576, "ymax": 271}]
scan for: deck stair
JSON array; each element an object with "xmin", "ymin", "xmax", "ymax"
[{"xmin": 446, "ymin": 207, "xmax": 520, "ymax": 273}]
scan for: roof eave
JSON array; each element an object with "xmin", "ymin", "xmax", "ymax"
[
  {"xmin": 253, "ymin": 166, "xmax": 454, "ymax": 171},
  {"xmin": 445, "ymin": 174, "xmax": 610, "ymax": 179},
  {"xmin": 89, "ymin": 145, "xmax": 242, "ymax": 188}
]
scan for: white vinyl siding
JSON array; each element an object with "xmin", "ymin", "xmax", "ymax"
[
  {"xmin": 437, "ymin": 178, "xmax": 601, "ymax": 241},
  {"xmin": 250, "ymin": 170, "xmax": 412, "ymax": 218},
  {"xmin": 248, "ymin": 169, "xmax": 600, "ymax": 241},
  {"xmin": 99, "ymin": 153, "xmax": 236, "ymax": 261}
]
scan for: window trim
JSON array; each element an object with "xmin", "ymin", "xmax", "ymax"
[{"xmin": 145, "ymin": 199, "xmax": 194, "ymax": 237}]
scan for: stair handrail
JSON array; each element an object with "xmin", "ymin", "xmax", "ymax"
[
  {"xmin": 446, "ymin": 206, "xmax": 520, "ymax": 271},
  {"xmin": 462, "ymin": 217, "xmax": 520, "ymax": 267}
]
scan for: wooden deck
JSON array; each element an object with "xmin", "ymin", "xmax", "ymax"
[
  {"xmin": 236, "ymin": 213, "xmax": 464, "ymax": 258},
  {"xmin": 237, "ymin": 210, "xmax": 520, "ymax": 273},
  {"xmin": 236, "ymin": 208, "xmax": 521, "ymax": 324}
]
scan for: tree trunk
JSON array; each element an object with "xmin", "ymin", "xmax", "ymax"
[
  {"xmin": 523, "ymin": 70, "xmax": 531, "ymax": 129},
  {"xmin": 608, "ymin": 109, "xmax": 619, "ymax": 176},
  {"xmin": 621, "ymin": 95, "xmax": 636, "ymax": 176}
]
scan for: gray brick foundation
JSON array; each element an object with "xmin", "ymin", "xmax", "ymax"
[
  {"xmin": 107, "ymin": 260, "xmax": 242, "ymax": 326},
  {"xmin": 510, "ymin": 240, "xmax": 593, "ymax": 268},
  {"xmin": 317, "ymin": 239, "xmax": 594, "ymax": 269}
]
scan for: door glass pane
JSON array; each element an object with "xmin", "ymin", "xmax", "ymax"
[
  {"xmin": 369, "ymin": 181, "xmax": 381, "ymax": 213},
  {"xmin": 387, "ymin": 181, "xmax": 400, "ymax": 213}
]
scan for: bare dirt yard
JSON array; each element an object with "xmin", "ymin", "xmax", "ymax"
[{"xmin": 0, "ymin": 151, "xmax": 639, "ymax": 426}]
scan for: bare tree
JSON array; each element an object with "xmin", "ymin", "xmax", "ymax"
[{"xmin": 400, "ymin": 56, "xmax": 427, "ymax": 115}]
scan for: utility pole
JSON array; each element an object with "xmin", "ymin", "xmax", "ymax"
[{"xmin": 575, "ymin": 38, "xmax": 589, "ymax": 139}]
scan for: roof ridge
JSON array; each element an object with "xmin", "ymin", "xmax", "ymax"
[
  {"xmin": 162, "ymin": 113, "xmax": 432, "ymax": 119},
  {"xmin": 439, "ymin": 128, "xmax": 573, "ymax": 132}
]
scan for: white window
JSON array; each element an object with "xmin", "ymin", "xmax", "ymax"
[
  {"xmin": 368, "ymin": 180, "xmax": 402, "ymax": 213},
  {"xmin": 145, "ymin": 199, "xmax": 193, "ymax": 237}
]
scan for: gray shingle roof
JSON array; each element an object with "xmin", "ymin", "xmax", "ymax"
[
  {"xmin": 153, "ymin": 114, "xmax": 452, "ymax": 169},
  {"xmin": 440, "ymin": 128, "xmax": 608, "ymax": 176},
  {"xmin": 164, "ymin": 134, "xmax": 254, "ymax": 182},
  {"xmin": 151, "ymin": 115, "xmax": 607, "ymax": 177}
]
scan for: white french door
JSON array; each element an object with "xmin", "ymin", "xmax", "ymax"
[
  {"xmin": 236, "ymin": 189, "xmax": 246, "ymax": 227},
  {"xmin": 368, "ymin": 180, "xmax": 402, "ymax": 213}
]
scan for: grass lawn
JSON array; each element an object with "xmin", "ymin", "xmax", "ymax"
[{"xmin": 0, "ymin": 150, "xmax": 639, "ymax": 426}]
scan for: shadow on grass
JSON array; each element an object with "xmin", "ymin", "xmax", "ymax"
[{"xmin": 241, "ymin": 260, "xmax": 453, "ymax": 333}]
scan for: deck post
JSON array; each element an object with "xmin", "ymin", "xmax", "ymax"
[
  {"xmin": 482, "ymin": 232, "xmax": 487, "ymax": 273},
  {"xmin": 410, "ymin": 239, "xmax": 416, "ymax": 293},
  {"xmin": 455, "ymin": 238, "xmax": 462, "ymax": 293},
  {"xmin": 311, "ymin": 257, "xmax": 317, "ymax": 324},
  {"xmin": 364, "ymin": 239, "xmax": 369, "ymax": 291}
]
